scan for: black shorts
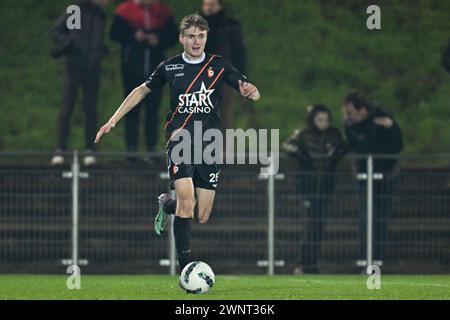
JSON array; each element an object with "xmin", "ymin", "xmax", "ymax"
[{"xmin": 166, "ymin": 149, "xmax": 222, "ymax": 191}]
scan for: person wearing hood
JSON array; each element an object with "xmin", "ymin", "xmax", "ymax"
[
  {"xmin": 110, "ymin": 0, "xmax": 178, "ymax": 158},
  {"xmin": 283, "ymin": 105, "xmax": 348, "ymax": 274},
  {"xmin": 201, "ymin": 0, "xmax": 247, "ymax": 130}
]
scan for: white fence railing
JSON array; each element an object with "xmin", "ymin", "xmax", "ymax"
[{"xmin": 0, "ymin": 152, "xmax": 449, "ymax": 274}]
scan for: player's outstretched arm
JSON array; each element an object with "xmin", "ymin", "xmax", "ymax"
[
  {"xmin": 95, "ymin": 83, "xmax": 151, "ymax": 144},
  {"xmin": 238, "ymin": 80, "xmax": 260, "ymax": 101}
]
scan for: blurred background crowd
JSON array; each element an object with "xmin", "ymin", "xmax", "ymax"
[{"xmin": 1, "ymin": 0, "xmax": 449, "ymax": 156}]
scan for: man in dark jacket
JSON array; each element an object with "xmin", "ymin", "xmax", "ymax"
[
  {"xmin": 110, "ymin": 0, "xmax": 177, "ymax": 156},
  {"xmin": 283, "ymin": 105, "xmax": 348, "ymax": 273},
  {"xmin": 50, "ymin": 0, "xmax": 110, "ymax": 166},
  {"xmin": 343, "ymin": 92, "xmax": 404, "ymax": 267},
  {"xmin": 201, "ymin": 0, "xmax": 247, "ymax": 130}
]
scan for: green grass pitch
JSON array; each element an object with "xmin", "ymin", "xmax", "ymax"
[{"xmin": 1, "ymin": 275, "xmax": 450, "ymax": 300}]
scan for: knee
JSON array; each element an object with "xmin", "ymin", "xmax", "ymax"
[
  {"xmin": 197, "ymin": 208, "xmax": 211, "ymax": 224},
  {"xmin": 198, "ymin": 216, "xmax": 209, "ymax": 224},
  {"xmin": 176, "ymin": 197, "xmax": 196, "ymax": 218}
]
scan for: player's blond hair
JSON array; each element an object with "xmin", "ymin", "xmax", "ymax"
[{"xmin": 179, "ymin": 13, "xmax": 209, "ymax": 35}]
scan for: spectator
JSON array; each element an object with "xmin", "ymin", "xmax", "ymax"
[
  {"xmin": 342, "ymin": 92, "xmax": 404, "ymax": 267},
  {"xmin": 110, "ymin": 0, "xmax": 177, "ymax": 159},
  {"xmin": 283, "ymin": 105, "xmax": 348, "ymax": 274},
  {"xmin": 50, "ymin": 0, "xmax": 110, "ymax": 166},
  {"xmin": 201, "ymin": 0, "xmax": 247, "ymax": 130}
]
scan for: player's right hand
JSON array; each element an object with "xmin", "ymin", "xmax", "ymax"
[{"xmin": 95, "ymin": 120, "xmax": 116, "ymax": 144}]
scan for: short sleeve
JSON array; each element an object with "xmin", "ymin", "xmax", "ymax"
[
  {"xmin": 224, "ymin": 59, "xmax": 248, "ymax": 91},
  {"xmin": 145, "ymin": 61, "xmax": 166, "ymax": 90}
]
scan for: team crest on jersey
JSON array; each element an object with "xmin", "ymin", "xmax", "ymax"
[
  {"xmin": 207, "ymin": 68, "xmax": 214, "ymax": 78},
  {"xmin": 178, "ymin": 82, "xmax": 215, "ymax": 114}
]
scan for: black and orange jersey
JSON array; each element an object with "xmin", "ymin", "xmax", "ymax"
[{"xmin": 144, "ymin": 52, "xmax": 247, "ymax": 146}]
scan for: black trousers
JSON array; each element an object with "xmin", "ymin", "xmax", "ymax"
[
  {"xmin": 296, "ymin": 173, "xmax": 335, "ymax": 270},
  {"xmin": 122, "ymin": 73, "xmax": 163, "ymax": 152},
  {"xmin": 57, "ymin": 61, "xmax": 100, "ymax": 151}
]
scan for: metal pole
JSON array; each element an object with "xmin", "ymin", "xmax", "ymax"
[
  {"xmin": 169, "ymin": 190, "xmax": 176, "ymax": 276},
  {"xmin": 366, "ymin": 154, "xmax": 374, "ymax": 273},
  {"xmin": 72, "ymin": 151, "xmax": 79, "ymax": 267},
  {"xmin": 267, "ymin": 160, "xmax": 275, "ymax": 276}
]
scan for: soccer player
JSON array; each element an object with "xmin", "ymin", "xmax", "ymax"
[{"xmin": 95, "ymin": 13, "xmax": 260, "ymax": 273}]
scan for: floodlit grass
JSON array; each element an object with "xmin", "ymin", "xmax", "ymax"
[{"xmin": 1, "ymin": 274, "xmax": 449, "ymax": 300}]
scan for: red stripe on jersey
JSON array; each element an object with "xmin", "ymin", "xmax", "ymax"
[
  {"xmin": 208, "ymin": 67, "xmax": 225, "ymax": 89},
  {"xmin": 164, "ymin": 54, "xmax": 216, "ymax": 130},
  {"xmin": 165, "ymin": 67, "xmax": 225, "ymax": 148}
]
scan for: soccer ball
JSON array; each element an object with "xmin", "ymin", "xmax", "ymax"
[{"xmin": 179, "ymin": 261, "xmax": 215, "ymax": 294}]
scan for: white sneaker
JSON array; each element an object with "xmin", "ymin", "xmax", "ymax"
[
  {"xmin": 83, "ymin": 155, "xmax": 97, "ymax": 167},
  {"xmin": 51, "ymin": 155, "xmax": 64, "ymax": 166}
]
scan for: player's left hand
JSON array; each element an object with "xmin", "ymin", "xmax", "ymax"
[{"xmin": 239, "ymin": 80, "xmax": 260, "ymax": 101}]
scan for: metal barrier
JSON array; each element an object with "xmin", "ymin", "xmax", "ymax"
[{"xmin": 0, "ymin": 152, "xmax": 449, "ymax": 274}]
